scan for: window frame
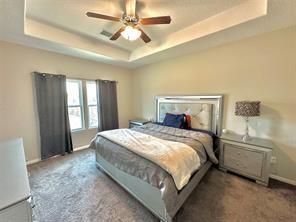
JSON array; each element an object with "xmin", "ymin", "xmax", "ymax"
[
  {"xmin": 66, "ymin": 79, "xmax": 98, "ymax": 132},
  {"xmin": 86, "ymin": 81, "xmax": 99, "ymax": 129},
  {"xmin": 66, "ymin": 79, "xmax": 85, "ymax": 132}
]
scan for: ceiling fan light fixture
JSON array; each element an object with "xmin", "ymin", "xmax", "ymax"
[
  {"xmin": 86, "ymin": 1, "xmax": 171, "ymax": 43},
  {"xmin": 121, "ymin": 26, "xmax": 141, "ymax": 41}
]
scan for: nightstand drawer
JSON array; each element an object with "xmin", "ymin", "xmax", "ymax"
[
  {"xmin": 223, "ymin": 144, "xmax": 264, "ymax": 177},
  {"xmin": 129, "ymin": 123, "xmax": 141, "ymax": 128},
  {"xmin": 219, "ymin": 134, "xmax": 273, "ymax": 186}
]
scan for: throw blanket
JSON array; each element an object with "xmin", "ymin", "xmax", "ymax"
[{"xmin": 98, "ymin": 129, "xmax": 200, "ymax": 190}]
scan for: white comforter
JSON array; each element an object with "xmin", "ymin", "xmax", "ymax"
[{"xmin": 98, "ymin": 129, "xmax": 201, "ymax": 190}]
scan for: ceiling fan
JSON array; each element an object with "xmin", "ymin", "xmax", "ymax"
[{"xmin": 86, "ymin": 0, "xmax": 171, "ymax": 43}]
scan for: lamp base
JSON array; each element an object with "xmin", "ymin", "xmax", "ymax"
[
  {"xmin": 242, "ymin": 134, "xmax": 251, "ymax": 142},
  {"xmin": 242, "ymin": 117, "xmax": 251, "ymax": 142}
]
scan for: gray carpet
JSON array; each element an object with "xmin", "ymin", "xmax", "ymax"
[{"xmin": 28, "ymin": 149, "xmax": 296, "ymax": 222}]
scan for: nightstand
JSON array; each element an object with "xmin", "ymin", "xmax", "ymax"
[
  {"xmin": 219, "ymin": 133, "xmax": 273, "ymax": 186},
  {"xmin": 129, "ymin": 119, "xmax": 150, "ymax": 128}
]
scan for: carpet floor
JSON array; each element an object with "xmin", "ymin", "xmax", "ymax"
[{"xmin": 28, "ymin": 149, "xmax": 296, "ymax": 222}]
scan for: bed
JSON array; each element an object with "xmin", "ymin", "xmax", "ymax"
[{"xmin": 90, "ymin": 95, "xmax": 223, "ymax": 222}]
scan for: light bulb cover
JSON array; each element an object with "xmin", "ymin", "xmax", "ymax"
[{"xmin": 121, "ymin": 26, "xmax": 141, "ymax": 41}]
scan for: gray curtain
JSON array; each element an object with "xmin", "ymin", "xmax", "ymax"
[
  {"xmin": 96, "ymin": 80, "xmax": 119, "ymax": 131},
  {"xmin": 34, "ymin": 72, "xmax": 73, "ymax": 160}
]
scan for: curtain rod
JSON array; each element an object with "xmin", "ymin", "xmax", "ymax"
[
  {"xmin": 32, "ymin": 72, "xmax": 118, "ymax": 83},
  {"xmin": 70, "ymin": 77, "xmax": 118, "ymax": 83}
]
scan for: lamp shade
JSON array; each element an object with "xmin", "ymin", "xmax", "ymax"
[{"xmin": 235, "ymin": 101, "xmax": 260, "ymax": 117}]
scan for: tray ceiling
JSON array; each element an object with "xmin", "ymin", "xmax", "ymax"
[
  {"xmin": 1, "ymin": 0, "xmax": 296, "ymax": 68},
  {"xmin": 26, "ymin": 0, "xmax": 246, "ymax": 52}
]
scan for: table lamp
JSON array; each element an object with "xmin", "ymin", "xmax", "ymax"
[{"xmin": 235, "ymin": 101, "xmax": 261, "ymax": 142}]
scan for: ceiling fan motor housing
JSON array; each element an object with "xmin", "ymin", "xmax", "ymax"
[{"xmin": 121, "ymin": 14, "xmax": 139, "ymax": 27}]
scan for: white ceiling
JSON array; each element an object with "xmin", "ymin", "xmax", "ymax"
[
  {"xmin": 26, "ymin": 0, "xmax": 246, "ymax": 51},
  {"xmin": 0, "ymin": 0, "xmax": 296, "ymax": 68}
]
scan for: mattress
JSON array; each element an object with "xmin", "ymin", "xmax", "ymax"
[{"xmin": 90, "ymin": 123, "xmax": 217, "ymax": 216}]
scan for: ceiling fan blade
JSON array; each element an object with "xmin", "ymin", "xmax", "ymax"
[
  {"xmin": 125, "ymin": 0, "xmax": 136, "ymax": 17},
  {"xmin": 86, "ymin": 12, "xmax": 120, "ymax": 22},
  {"xmin": 138, "ymin": 28, "xmax": 151, "ymax": 43},
  {"xmin": 140, "ymin": 16, "xmax": 171, "ymax": 25},
  {"xmin": 110, "ymin": 27, "xmax": 125, "ymax": 41}
]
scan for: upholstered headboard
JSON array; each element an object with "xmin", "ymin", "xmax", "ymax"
[
  {"xmin": 156, "ymin": 95, "xmax": 223, "ymax": 136},
  {"xmin": 158, "ymin": 103, "xmax": 213, "ymax": 130}
]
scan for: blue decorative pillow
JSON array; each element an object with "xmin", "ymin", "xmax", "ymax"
[{"xmin": 162, "ymin": 113, "xmax": 186, "ymax": 128}]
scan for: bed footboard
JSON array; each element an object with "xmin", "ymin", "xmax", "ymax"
[
  {"xmin": 96, "ymin": 153, "xmax": 172, "ymax": 222},
  {"xmin": 96, "ymin": 152, "xmax": 212, "ymax": 222}
]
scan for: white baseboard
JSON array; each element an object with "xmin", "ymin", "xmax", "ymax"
[
  {"xmin": 270, "ymin": 174, "xmax": 296, "ymax": 186},
  {"xmin": 26, "ymin": 144, "xmax": 90, "ymax": 165},
  {"xmin": 26, "ymin": 158, "xmax": 41, "ymax": 165},
  {"xmin": 74, "ymin": 145, "xmax": 90, "ymax": 151}
]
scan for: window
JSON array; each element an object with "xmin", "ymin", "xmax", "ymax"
[
  {"xmin": 86, "ymin": 81, "xmax": 98, "ymax": 128},
  {"xmin": 66, "ymin": 80, "xmax": 83, "ymax": 131},
  {"xmin": 66, "ymin": 79, "xmax": 98, "ymax": 131}
]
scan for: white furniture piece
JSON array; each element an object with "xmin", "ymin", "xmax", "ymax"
[
  {"xmin": 0, "ymin": 138, "xmax": 33, "ymax": 222},
  {"xmin": 219, "ymin": 133, "xmax": 273, "ymax": 186},
  {"xmin": 129, "ymin": 119, "xmax": 150, "ymax": 128}
]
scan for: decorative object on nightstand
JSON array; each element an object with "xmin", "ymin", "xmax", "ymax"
[
  {"xmin": 235, "ymin": 101, "xmax": 261, "ymax": 142},
  {"xmin": 129, "ymin": 119, "xmax": 150, "ymax": 128},
  {"xmin": 219, "ymin": 133, "xmax": 273, "ymax": 186}
]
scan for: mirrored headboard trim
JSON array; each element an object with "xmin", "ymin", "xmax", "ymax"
[{"xmin": 155, "ymin": 95, "xmax": 224, "ymax": 136}]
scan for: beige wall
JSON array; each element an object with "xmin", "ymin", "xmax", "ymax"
[
  {"xmin": 132, "ymin": 26, "xmax": 296, "ymax": 181},
  {"xmin": 0, "ymin": 41, "xmax": 133, "ymax": 162},
  {"xmin": 0, "ymin": 26, "xmax": 295, "ymax": 182}
]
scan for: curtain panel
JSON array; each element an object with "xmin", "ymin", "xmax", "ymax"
[
  {"xmin": 96, "ymin": 80, "xmax": 119, "ymax": 131},
  {"xmin": 34, "ymin": 72, "xmax": 73, "ymax": 159}
]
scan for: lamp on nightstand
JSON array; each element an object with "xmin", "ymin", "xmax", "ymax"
[{"xmin": 235, "ymin": 101, "xmax": 261, "ymax": 142}]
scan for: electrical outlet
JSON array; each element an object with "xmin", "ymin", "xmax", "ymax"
[{"xmin": 270, "ymin": 156, "xmax": 277, "ymax": 164}]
